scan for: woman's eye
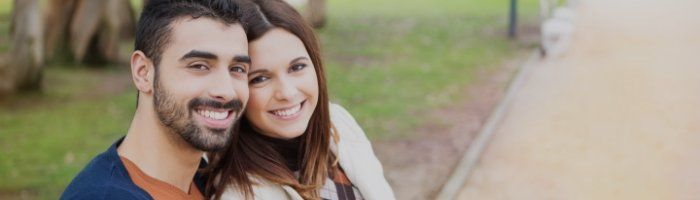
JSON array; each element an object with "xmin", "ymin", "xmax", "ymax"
[
  {"xmin": 250, "ymin": 76, "xmax": 269, "ymax": 84},
  {"xmin": 189, "ymin": 64, "xmax": 209, "ymax": 71},
  {"xmin": 289, "ymin": 63, "xmax": 307, "ymax": 72},
  {"xmin": 230, "ymin": 65, "xmax": 247, "ymax": 74}
]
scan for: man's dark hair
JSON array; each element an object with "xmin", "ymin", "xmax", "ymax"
[{"xmin": 135, "ymin": 0, "xmax": 241, "ymax": 68}]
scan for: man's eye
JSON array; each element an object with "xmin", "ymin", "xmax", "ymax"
[
  {"xmin": 230, "ymin": 65, "xmax": 247, "ymax": 74},
  {"xmin": 250, "ymin": 76, "xmax": 269, "ymax": 84},
  {"xmin": 189, "ymin": 64, "xmax": 209, "ymax": 71},
  {"xmin": 289, "ymin": 64, "xmax": 307, "ymax": 72}
]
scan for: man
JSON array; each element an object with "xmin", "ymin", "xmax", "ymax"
[{"xmin": 60, "ymin": 0, "xmax": 250, "ymax": 199}]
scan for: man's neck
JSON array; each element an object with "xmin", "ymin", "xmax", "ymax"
[{"xmin": 118, "ymin": 108, "xmax": 202, "ymax": 192}]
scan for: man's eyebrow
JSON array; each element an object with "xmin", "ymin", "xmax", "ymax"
[
  {"xmin": 179, "ymin": 50, "xmax": 217, "ymax": 61},
  {"xmin": 289, "ymin": 56, "xmax": 309, "ymax": 65},
  {"xmin": 233, "ymin": 55, "xmax": 251, "ymax": 64}
]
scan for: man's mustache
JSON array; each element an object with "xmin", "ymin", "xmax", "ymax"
[{"xmin": 188, "ymin": 98, "xmax": 243, "ymax": 113}]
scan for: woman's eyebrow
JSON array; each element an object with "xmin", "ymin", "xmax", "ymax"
[
  {"xmin": 248, "ymin": 68, "xmax": 269, "ymax": 75},
  {"xmin": 289, "ymin": 56, "xmax": 309, "ymax": 65},
  {"xmin": 248, "ymin": 57, "xmax": 308, "ymax": 75}
]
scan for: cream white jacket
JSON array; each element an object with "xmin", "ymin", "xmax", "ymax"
[{"xmin": 219, "ymin": 103, "xmax": 395, "ymax": 200}]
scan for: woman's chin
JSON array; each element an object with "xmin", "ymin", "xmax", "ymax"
[
  {"xmin": 263, "ymin": 115, "xmax": 312, "ymax": 139},
  {"xmin": 270, "ymin": 129, "xmax": 305, "ymax": 140},
  {"xmin": 260, "ymin": 123, "xmax": 306, "ymax": 139}
]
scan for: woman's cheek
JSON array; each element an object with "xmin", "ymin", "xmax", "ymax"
[{"xmin": 247, "ymin": 88, "xmax": 267, "ymax": 119}]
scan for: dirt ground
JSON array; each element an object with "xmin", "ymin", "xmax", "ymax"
[{"xmin": 372, "ymin": 50, "xmax": 531, "ymax": 200}]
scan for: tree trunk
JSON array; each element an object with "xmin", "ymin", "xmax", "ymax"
[
  {"xmin": 0, "ymin": 0, "xmax": 44, "ymax": 95},
  {"xmin": 44, "ymin": 0, "xmax": 135, "ymax": 64},
  {"xmin": 306, "ymin": 0, "xmax": 326, "ymax": 28},
  {"xmin": 44, "ymin": 0, "xmax": 78, "ymax": 61},
  {"xmin": 70, "ymin": 0, "xmax": 134, "ymax": 64},
  {"xmin": 285, "ymin": 0, "xmax": 327, "ymax": 28}
]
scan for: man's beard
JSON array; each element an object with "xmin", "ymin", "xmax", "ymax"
[{"xmin": 153, "ymin": 79, "xmax": 243, "ymax": 152}]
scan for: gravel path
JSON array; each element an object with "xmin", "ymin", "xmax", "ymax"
[{"xmin": 458, "ymin": 0, "xmax": 700, "ymax": 199}]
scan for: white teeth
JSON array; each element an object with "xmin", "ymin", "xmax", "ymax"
[
  {"xmin": 198, "ymin": 109, "xmax": 228, "ymax": 120},
  {"xmin": 272, "ymin": 104, "xmax": 301, "ymax": 117}
]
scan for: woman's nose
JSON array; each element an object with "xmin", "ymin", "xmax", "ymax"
[{"xmin": 274, "ymin": 77, "xmax": 300, "ymax": 101}]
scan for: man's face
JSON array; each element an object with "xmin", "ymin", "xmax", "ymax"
[{"xmin": 153, "ymin": 17, "xmax": 250, "ymax": 152}]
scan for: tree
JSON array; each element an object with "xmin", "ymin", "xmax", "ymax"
[
  {"xmin": 286, "ymin": 0, "xmax": 327, "ymax": 28},
  {"xmin": 0, "ymin": 0, "xmax": 44, "ymax": 95},
  {"xmin": 0, "ymin": 0, "xmax": 135, "ymax": 96},
  {"xmin": 306, "ymin": 0, "xmax": 326, "ymax": 28},
  {"xmin": 45, "ymin": 0, "xmax": 135, "ymax": 64}
]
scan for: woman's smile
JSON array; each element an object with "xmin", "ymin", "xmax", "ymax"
[{"xmin": 268, "ymin": 100, "xmax": 306, "ymax": 121}]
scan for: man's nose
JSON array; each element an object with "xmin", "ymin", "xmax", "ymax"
[{"xmin": 207, "ymin": 69, "xmax": 237, "ymax": 102}]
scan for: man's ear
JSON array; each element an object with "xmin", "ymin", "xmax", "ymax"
[{"xmin": 131, "ymin": 51, "xmax": 155, "ymax": 94}]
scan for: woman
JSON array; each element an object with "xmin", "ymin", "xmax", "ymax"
[{"xmin": 204, "ymin": 0, "xmax": 395, "ymax": 199}]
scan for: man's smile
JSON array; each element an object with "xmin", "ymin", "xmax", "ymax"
[{"xmin": 194, "ymin": 107, "xmax": 236, "ymax": 129}]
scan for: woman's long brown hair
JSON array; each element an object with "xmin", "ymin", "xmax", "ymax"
[{"xmin": 204, "ymin": 0, "xmax": 332, "ymax": 199}]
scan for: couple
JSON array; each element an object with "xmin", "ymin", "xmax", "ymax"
[{"xmin": 60, "ymin": 0, "xmax": 394, "ymax": 199}]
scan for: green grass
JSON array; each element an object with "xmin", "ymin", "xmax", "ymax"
[
  {"xmin": 0, "ymin": 67, "xmax": 135, "ymax": 199},
  {"xmin": 323, "ymin": 15, "xmax": 509, "ymax": 138},
  {"xmin": 0, "ymin": 0, "xmax": 539, "ymax": 198},
  {"xmin": 323, "ymin": 0, "xmax": 539, "ymax": 138},
  {"xmin": 0, "ymin": 0, "xmax": 10, "ymax": 52},
  {"xmin": 0, "ymin": 0, "xmax": 11, "ymax": 15},
  {"xmin": 330, "ymin": 0, "xmax": 539, "ymax": 17}
]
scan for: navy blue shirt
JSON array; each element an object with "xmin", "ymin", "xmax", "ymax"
[{"xmin": 60, "ymin": 137, "xmax": 208, "ymax": 200}]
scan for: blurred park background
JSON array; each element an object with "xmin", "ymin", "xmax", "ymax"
[{"xmin": 0, "ymin": 0, "xmax": 542, "ymax": 199}]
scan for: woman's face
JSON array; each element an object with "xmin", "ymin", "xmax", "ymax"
[{"xmin": 245, "ymin": 28, "xmax": 319, "ymax": 140}]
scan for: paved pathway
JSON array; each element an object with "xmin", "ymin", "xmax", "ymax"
[{"xmin": 457, "ymin": 0, "xmax": 700, "ymax": 199}]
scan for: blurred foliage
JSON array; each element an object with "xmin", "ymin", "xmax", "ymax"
[
  {"xmin": 0, "ymin": 0, "xmax": 11, "ymax": 15},
  {"xmin": 0, "ymin": 0, "xmax": 10, "ymax": 52}
]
